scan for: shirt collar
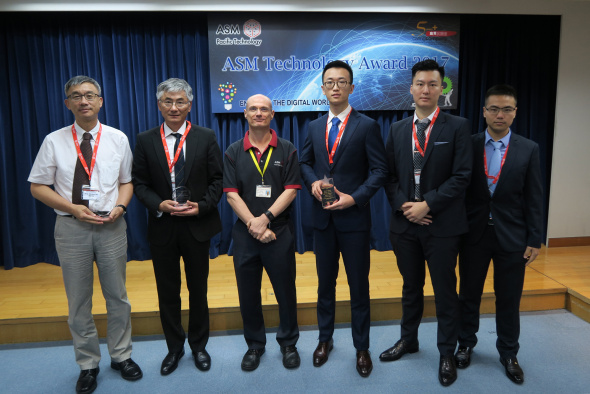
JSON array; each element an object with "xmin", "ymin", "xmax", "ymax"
[
  {"xmin": 73, "ymin": 121, "xmax": 101, "ymax": 140},
  {"xmin": 163, "ymin": 121, "xmax": 187, "ymax": 138},
  {"xmin": 328, "ymin": 105, "xmax": 352, "ymax": 123},
  {"xmin": 485, "ymin": 129, "xmax": 511, "ymax": 146},
  {"xmin": 413, "ymin": 107, "xmax": 438, "ymax": 124},
  {"xmin": 243, "ymin": 129, "xmax": 278, "ymax": 151}
]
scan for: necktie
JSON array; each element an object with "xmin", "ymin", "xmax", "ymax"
[
  {"xmin": 328, "ymin": 117, "xmax": 341, "ymax": 151},
  {"xmin": 488, "ymin": 140, "xmax": 503, "ymax": 195},
  {"xmin": 72, "ymin": 132, "xmax": 93, "ymax": 207},
  {"xmin": 173, "ymin": 133, "xmax": 185, "ymax": 188},
  {"xmin": 413, "ymin": 119, "xmax": 430, "ymax": 201}
]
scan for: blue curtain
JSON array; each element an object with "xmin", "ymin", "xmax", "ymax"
[{"xmin": 0, "ymin": 13, "xmax": 559, "ymax": 269}]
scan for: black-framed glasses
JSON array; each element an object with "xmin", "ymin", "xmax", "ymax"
[
  {"xmin": 323, "ymin": 80, "xmax": 350, "ymax": 89},
  {"xmin": 68, "ymin": 93, "xmax": 100, "ymax": 102},
  {"xmin": 159, "ymin": 100, "xmax": 190, "ymax": 109},
  {"xmin": 485, "ymin": 106, "xmax": 516, "ymax": 115}
]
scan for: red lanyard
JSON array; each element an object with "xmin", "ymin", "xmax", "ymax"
[
  {"xmin": 412, "ymin": 107, "xmax": 440, "ymax": 157},
  {"xmin": 325, "ymin": 111, "xmax": 352, "ymax": 164},
  {"xmin": 71, "ymin": 123, "xmax": 102, "ymax": 180},
  {"xmin": 484, "ymin": 142, "xmax": 510, "ymax": 185},
  {"xmin": 160, "ymin": 121, "xmax": 191, "ymax": 173}
]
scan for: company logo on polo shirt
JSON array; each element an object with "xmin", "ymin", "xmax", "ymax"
[{"xmin": 274, "ymin": 160, "xmax": 283, "ymax": 167}]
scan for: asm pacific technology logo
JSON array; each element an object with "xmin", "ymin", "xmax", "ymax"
[
  {"xmin": 215, "ymin": 19, "xmax": 262, "ymax": 46},
  {"xmin": 243, "ymin": 19, "xmax": 261, "ymax": 38}
]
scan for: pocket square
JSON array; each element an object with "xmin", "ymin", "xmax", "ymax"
[{"xmin": 434, "ymin": 141, "xmax": 449, "ymax": 145}]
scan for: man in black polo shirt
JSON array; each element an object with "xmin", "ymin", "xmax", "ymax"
[{"xmin": 223, "ymin": 94, "xmax": 302, "ymax": 372}]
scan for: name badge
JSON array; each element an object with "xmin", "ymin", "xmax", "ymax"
[
  {"xmin": 256, "ymin": 184, "xmax": 272, "ymax": 198},
  {"xmin": 82, "ymin": 185, "xmax": 100, "ymax": 201}
]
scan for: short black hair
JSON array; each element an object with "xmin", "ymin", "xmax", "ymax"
[
  {"xmin": 485, "ymin": 84, "xmax": 518, "ymax": 106},
  {"xmin": 411, "ymin": 59, "xmax": 445, "ymax": 81},
  {"xmin": 322, "ymin": 60, "xmax": 353, "ymax": 83}
]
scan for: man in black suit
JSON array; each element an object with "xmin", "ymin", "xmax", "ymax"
[
  {"xmin": 132, "ymin": 78, "xmax": 223, "ymax": 376},
  {"xmin": 454, "ymin": 84, "xmax": 543, "ymax": 384},
  {"xmin": 380, "ymin": 60, "xmax": 472, "ymax": 386},
  {"xmin": 300, "ymin": 60, "xmax": 388, "ymax": 378}
]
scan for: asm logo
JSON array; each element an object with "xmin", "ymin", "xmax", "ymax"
[
  {"xmin": 273, "ymin": 160, "xmax": 283, "ymax": 167},
  {"xmin": 216, "ymin": 24, "xmax": 240, "ymax": 35}
]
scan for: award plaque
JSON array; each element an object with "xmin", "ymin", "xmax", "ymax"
[
  {"xmin": 172, "ymin": 186, "xmax": 191, "ymax": 206},
  {"xmin": 321, "ymin": 176, "xmax": 337, "ymax": 207}
]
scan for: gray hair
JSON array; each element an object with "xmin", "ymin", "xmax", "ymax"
[
  {"xmin": 64, "ymin": 76, "xmax": 102, "ymax": 96},
  {"xmin": 156, "ymin": 78, "xmax": 193, "ymax": 102}
]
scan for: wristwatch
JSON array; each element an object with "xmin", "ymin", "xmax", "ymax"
[
  {"xmin": 264, "ymin": 210, "xmax": 275, "ymax": 222},
  {"xmin": 115, "ymin": 204, "xmax": 127, "ymax": 215}
]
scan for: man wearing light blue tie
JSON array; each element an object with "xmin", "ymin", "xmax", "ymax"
[{"xmin": 454, "ymin": 84, "xmax": 543, "ymax": 385}]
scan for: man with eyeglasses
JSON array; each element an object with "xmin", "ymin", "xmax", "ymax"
[
  {"xmin": 29, "ymin": 75, "xmax": 142, "ymax": 394},
  {"xmin": 454, "ymin": 84, "xmax": 542, "ymax": 384},
  {"xmin": 224, "ymin": 94, "xmax": 302, "ymax": 372},
  {"xmin": 380, "ymin": 59, "xmax": 472, "ymax": 387},
  {"xmin": 300, "ymin": 60, "xmax": 388, "ymax": 377},
  {"xmin": 132, "ymin": 78, "xmax": 223, "ymax": 376}
]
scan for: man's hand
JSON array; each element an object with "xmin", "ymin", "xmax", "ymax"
[
  {"xmin": 171, "ymin": 201, "xmax": 199, "ymax": 216},
  {"xmin": 524, "ymin": 246, "xmax": 540, "ymax": 266},
  {"xmin": 323, "ymin": 187, "xmax": 355, "ymax": 210},
  {"xmin": 159, "ymin": 199, "xmax": 192, "ymax": 214},
  {"xmin": 71, "ymin": 204, "xmax": 106, "ymax": 224},
  {"xmin": 102, "ymin": 205, "xmax": 126, "ymax": 223},
  {"xmin": 248, "ymin": 214, "xmax": 270, "ymax": 238},
  {"xmin": 402, "ymin": 201, "xmax": 431, "ymax": 224},
  {"xmin": 258, "ymin": 228, "xmax": 276, "ymax": 243},
  {"xmin": 311, "ymin": 180, "xmax": 324, "ymax": 202}
]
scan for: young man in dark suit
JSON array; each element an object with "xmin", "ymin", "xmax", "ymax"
[
  {"xmin": 132, "ymin": 78, "xmax": 223, "ymax": 376},
  {"xmin": 454, "ymin": 84, "xmax": 543, "ymax": 384},
  {"xmin": 300, "ymin": 60, "xmax": 388, "ymax": 378},
  {"xmin": 380, "ymin": 59, "xmax": 472, "ymax": 387}
]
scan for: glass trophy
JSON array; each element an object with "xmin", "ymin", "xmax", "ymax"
[
  {"xmin": 320, "ymin": 175, "xmax": 337, "ymax": 207},
  {"xmin": 172, "ymin": 186, "xmax": 191, "ymax": 206}
]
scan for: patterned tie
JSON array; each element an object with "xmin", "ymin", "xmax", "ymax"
[
  {"xmin": 328, "ymin": 117, "xmax": 341, "ymax": 151},
  {"xmin": 72, "ymin": 132, "xmax": 92, "ymax": 207},
  {"xmin": 488, "ymin": 140, "xmax": 503, "ymax": 195},
  {"xmin": 173, "ymin": 133, "xmax": 185, "ymax": 188},
  {"xmin": 413, "ymin": 119, "xmax": 430, "ymax": 201}
]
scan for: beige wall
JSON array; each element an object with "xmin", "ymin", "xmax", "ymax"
[{"xmin": 2, "ymin": 0, "xmax": 590, "ymax": 241}]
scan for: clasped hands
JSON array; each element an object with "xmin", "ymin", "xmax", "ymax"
[
  {"xmin": 247, "ymin": 215, "xmax": 276, "ymax": 244},
  {"xmin": 401, "ymin": 201, "xmax": 432, "ymax": 226},
  {"xmin": 72, "ymin": 204, "xmax": 125, "ymax": 224}
]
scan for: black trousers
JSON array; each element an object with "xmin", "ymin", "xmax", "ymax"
[
  {"xmin": 232, "ymin": 220, "xmax": 299, "ymax": 350},
  {"xmin": 458, "ymin": 224, "xmax": 527, "ymax": 358},
  {"xmin": 150, "ymin": 221, "xmax": 210, "ymax": 354},
  {"xmin": 390, "ymin": 224, "xmax": 461, "ymax": 356},
  {"xmin": 315, "ymin": 218, "xmax": 371, "ymax": 350}
]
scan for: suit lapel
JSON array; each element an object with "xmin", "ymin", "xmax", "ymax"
[
  {"xmin": 422, "ymin": 111, "xmax": 445, "ymax": 165},
  {"xmin": 473, "ymin": 133, "xmax": 489, "ymax": 193},
  {"xmin": 184, "ymin": 125, "xmax": 197, "ymax": 182},
  {"xmin": 315, "ymin": 114, "xmax": 331, "ymax": 165},
  {"xmin": 494, "ymin": 133, "xmax": 518, "ymax": 194},
  {"xmin": 332, "ymin": 110, "xmax": 360, "ymax": 166},
  {"xmin": 152, "ymin": 127, "xmax": 172, "ymax": 188}
]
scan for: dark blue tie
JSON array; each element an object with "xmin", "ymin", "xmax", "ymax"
[
  {"xmin": 173, "ymin": 133, "xmax": 185, "ymax": 187},
  {"xmin": 488, "ymin": 140, "xmax": 503, "ymax": 195},
  {"xmin": 328, "ymin": 117, "xmax": 341, "ymax": 151}
]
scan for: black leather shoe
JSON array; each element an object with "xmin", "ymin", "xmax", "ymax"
[
  {"xmin": 439, "ymin": 355, "xmax": 457, "ymax": 387},
  {"xmin": 379, "ymin": 339, "xmax": 419, "ymax": 362},
  {"xmin": 111, "ymin": 358, "xmax": 143, "ymax": 381},
  {"xmin": 161, "ymin": 350, "xmax": 185, "ymax": 375},
  {"xmin": 313, "ymin": 339, "xmax": 334, "ymax": 367},
  {"xmin": 76, "ymin": 367, "xmax": 99, "ymax": 394},
  {"xmin": 280, "ymin": 345, "xmax": 301, "ymax": 369},
  {"xmin": 454, "ymin": 346, "xmax": 473, "ymax": 369},
  {"xmin": 500, "ymin": 357, "xmax": 524, "ymax": 384},
  {"xmin": 241, "ymin": 348, "xmax": 265, "ymax": 371},
  {"xmin": 193, "ymin": 350, "xmax": 211, "ymax": 371},
  {"xmin": 356, "ymin": 350, "xmax": 373, "ymax": 378}
]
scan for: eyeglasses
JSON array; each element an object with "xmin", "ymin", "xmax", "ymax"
[
  {"xmin": 485, "ymin": 106, "xmax": 516, "ymax": 115},
  {"xmin": 160, "ymin": 100, "xmax": 190, "ymax": 109},
  {"xmin": 68, "ymin": 93, "xmax": 100, "ymax": 102},
  {"xmin": 323, "ymin": 80, "xmax": 350, "ymax": 89}
]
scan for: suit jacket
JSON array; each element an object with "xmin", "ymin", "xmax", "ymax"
[
  {"xmin": 385, "ymin": 111, "xmax": 472, "ymax": 237},
  {"xmin": 300, "ymin": 109, "xmax": 388, "ymax": 232},
  {"xmin": 132, "ymin": 123, "xmax": 223, "ymax": 246},
  {"xmin": 464, "ymin": 131, "xmax": 543, "ymax": 251}
]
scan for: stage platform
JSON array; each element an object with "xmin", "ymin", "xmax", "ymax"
[{"xmin": 1, "ymin": 247, "xmax": 589, "ymax": 344}]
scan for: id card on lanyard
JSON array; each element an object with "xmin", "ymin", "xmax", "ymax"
[
  {"xmin": 250, "ymin": 147, "xmax": 273, "ymax": 198},
  {"xmin": 71, "ymin": 123, "xmax": 102, "ymax": 200},
  {"xmin": 412, "ymin": 107, "xmax": 440, "ymax": 190}
]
